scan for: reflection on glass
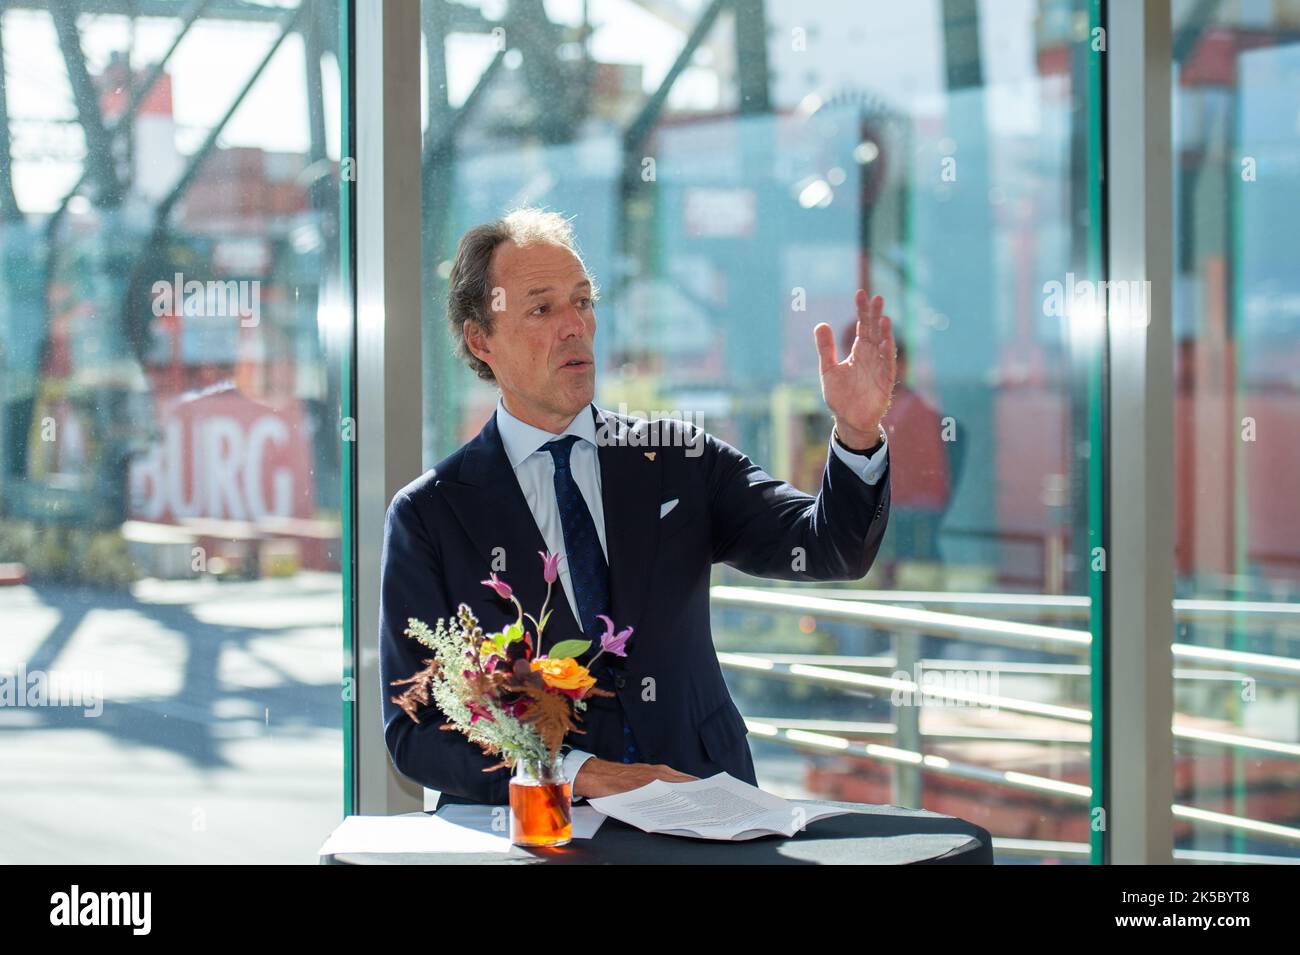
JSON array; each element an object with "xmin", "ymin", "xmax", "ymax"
[
  {"xmin": 421, "ymin": 0, "xmax": 1104, "ymax": 862},
  {"xmin": 1171, "ymin": 0, "xmax": 1300, "ymax": 862},
  {"xmin": 0, "ymin": 1, "xmax": 346, "ymax": 862}
]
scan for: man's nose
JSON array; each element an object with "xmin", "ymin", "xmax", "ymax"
[{"xmin": 557, "ymin": 302, "xmax": 590, "ymax": 338}]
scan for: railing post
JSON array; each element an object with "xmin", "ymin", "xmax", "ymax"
[{"xmin": 893, "ymin": 629, "xmax": 923, "ymax": 807}]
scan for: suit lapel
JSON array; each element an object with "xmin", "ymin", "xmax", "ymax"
[
  {"xmin": 440, "ymin": 413, "xmax": 582, "ymax": 645},
  {"xmin": 440, "ymin": 405, "xmax": 663, "ymax": 662},
  {"xmin": 593, "ymin": 405, "xmax": 663, "ymax": 660}
]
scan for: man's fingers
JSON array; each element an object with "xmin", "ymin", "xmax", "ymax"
[
  {"xmin": 577, "ymin": 760, "xmax": 700, "ymax": 797},
  {"xmin": 826, "ymin": 294, "xmax": 890, "ymax": 374},
  {"xmin": 853, "ymin": 290, "xmax": 870, "ymax": 351},
  {"xmin": 878, "ymin": 313, "xmax": 893, "ymax": 354},
  {"xmin": 853, "ymin": 293, "xmax": 885, "ymax": 354},
  {"xmin": 814, "ymin": 322, "xmax": 839, "ymax": 373},
  {"xmin": 874, "ymin": 315, "xmax": 897, "ymax": 391},
  {"xmin": 639, "ymin": 764, "xmax": 697, "ymax": 784},
  {"xmin": 658, "ymin": 768, "xmax": 697, "ymax": 782},
  {"xmin": 868, "ymin": 295, "xmax": 884, "ymax": 341}
]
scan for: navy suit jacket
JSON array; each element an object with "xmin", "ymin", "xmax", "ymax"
[{"xmin": 378, "ymin": 404, "xmax": 891, "ymax": 806}]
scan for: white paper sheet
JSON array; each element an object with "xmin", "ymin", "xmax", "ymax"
[
  {"xmin": 588, "ymin": 772, "xmax": 853, "ymax": 840},
  {"xmin": 318, "ymin": 814, "xmax": 513, "ymax": 855},
  {"xmin": 569, "ymin": 805, "xmax": 608, "ymax": 839}
]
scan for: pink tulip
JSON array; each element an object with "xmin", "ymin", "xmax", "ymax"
[
  {"xmin": 538, "ymin": 551, "xmax": 562, "ymax": 585},
  {"xmin": 480, "ymin": 573, "xmax": 512, "ymax": 600},
  {"xmin": 595, "ymin": 614, "xmax": 633, "ymax": 658}
]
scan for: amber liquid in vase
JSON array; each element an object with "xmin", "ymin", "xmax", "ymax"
[{"xmin": 509, "ymin": 778, "xmax": 573, "ymax": 847}]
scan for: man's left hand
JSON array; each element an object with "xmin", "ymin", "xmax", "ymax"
[{"xmin": 814, "ymin": 290, "xmax": 897, "ymax": 448}]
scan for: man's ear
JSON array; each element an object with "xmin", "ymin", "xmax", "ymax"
[{"xmin": 464, "ymin": 319, "xmax": 490, "ymax": 365}]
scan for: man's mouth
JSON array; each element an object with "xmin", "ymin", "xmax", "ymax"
[{"xmin": 560, "ymin": 358, "xmax": 591, "ymax": 370}]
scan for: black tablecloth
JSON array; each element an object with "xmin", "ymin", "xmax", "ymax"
[{"xmin": 323, "ymin": 799, "xmax": 994, "ymax": 865}]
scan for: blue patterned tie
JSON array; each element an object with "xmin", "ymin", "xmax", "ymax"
[{"xmin": 542, "ymin": 435, "xmax": 641, "ymax": 764}]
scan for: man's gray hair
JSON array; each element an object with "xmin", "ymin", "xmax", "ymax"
[{"xmin": 446, "ymin": 208, "xmax": 593, "ymax": 382}]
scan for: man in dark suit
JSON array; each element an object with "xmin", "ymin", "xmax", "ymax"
[{"xmin": 380, "ymin": 209, "xmax": 896, "ymax": 807}]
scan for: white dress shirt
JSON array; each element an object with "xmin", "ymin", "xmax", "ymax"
[{"xmin": 493, "ymin": 396, "xmax": 888, "ymax": 791}]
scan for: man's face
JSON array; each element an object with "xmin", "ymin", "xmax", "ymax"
[{"xmin": 468, "ymin": 240, "xmax": 597, "ymax": 429}]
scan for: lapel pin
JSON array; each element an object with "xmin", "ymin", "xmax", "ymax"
[{"xmin": 644, "ymin": 452, "xmax": 656, "ymax": 461}]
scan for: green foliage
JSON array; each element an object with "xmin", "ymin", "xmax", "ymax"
[{"xmin": 546, "ymin": 638, "xmax": 590, "ymax": 660}]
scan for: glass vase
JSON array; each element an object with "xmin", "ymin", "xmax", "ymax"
[{"xmin": 509, "ymin": 751, "xmax": 572, "ymax": 847}]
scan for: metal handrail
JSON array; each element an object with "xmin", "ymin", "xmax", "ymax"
[
  {"xmin": 711, "ymin": 585, "xmax": 1300, "ymax": 852},
  {"xmin": 767, "ymin": 585, "xmax": 1300, "ymax": 626},
  {"xmin": 746, "ymin": 718, "xmax": 1300, "ymax": 848},
  {"xmin": 713, "ymin": 585, "xmax": 1090, "ymax": 652},
  {"xmin": 712, "ymin": 586, "xmax": 1300, "ymax": 681},
  {"xmin": 719, "ymin": 651, "xmax": 1092, "ymax": 723},
  {"xmin": 742, "ymin": 710, "xmax": 1300, "ymax": 759}
]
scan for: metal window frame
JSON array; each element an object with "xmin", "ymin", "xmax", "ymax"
[
  {"xmin": 352, "ymin": 0, "xmax": 424, "ymax": 816},
  {"xmin": 1103, "ymin": 0, "xmax": 1175, "ymax": 863}
]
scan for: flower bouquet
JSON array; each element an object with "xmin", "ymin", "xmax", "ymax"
[{"xmin": 390, "ymin": 550, "xmax": 632, "ymax": 846}]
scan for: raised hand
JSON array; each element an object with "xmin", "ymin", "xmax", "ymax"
[{"xmin": 813, "ymin": 290, "xmax": 897, "ymax": 448}]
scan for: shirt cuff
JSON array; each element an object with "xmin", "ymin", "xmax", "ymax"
[
  {"xmin": 563, "ymin": 747, "xmax": 597, "ymax": 802},
  {"xmin": 829, "ymin": 426, "xmax": 889, "ymax": 486}
]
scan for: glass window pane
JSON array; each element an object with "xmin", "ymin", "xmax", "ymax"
[
  {"xmin": 0, "ymin": 0, "xmax": 349, "ymax": 862},
  {"xmin": 1172, "ymin": 0, "xmax": 1300, "ymax": 863}
]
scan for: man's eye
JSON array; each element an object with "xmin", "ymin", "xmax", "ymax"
[
  {"xmin": 577, "ymin": 297, "xmax": 592, "ymax": 309},
  {"xmin": 531, "ymin": 304, "xmax": 549, "ymax": 316}
]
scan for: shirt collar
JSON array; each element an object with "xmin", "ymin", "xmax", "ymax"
[{"xmin": 495, "ymin": 396, "xmax": 598, "ymax": 471}]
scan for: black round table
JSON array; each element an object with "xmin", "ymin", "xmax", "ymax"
[{"xmin": 323, "ymin": 799, "xmax": 994, "ymax": 865}]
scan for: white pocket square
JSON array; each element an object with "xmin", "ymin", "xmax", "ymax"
[{"xmin": 659, "ymin": 498, "xmax": 679, "ymax": 518}]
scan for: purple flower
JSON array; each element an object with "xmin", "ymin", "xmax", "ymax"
[
  {"xmin": 595, "ymin": 614, "xmax": 633, "ymax": 657},
  {"xmin": 480, "ymin": 573, "xmax": 512, "ymax": 600},
  {"xmin": 538, "ymin": 551, "xmax": 562, "ymax": 585}
]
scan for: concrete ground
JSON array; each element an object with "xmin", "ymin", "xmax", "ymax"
[{"xmin": 0, "ymin": 572, "xmax": 344, "ymax": 864}]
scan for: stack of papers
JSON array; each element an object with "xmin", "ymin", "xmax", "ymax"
[{"xmin": 588, "ymin": 772, "xmax": 853, "ymax": 840}]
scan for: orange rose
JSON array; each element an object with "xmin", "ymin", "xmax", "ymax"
[{"xmin": 530, "ymin": 657, "xmax": 596, "ymax": 695}]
